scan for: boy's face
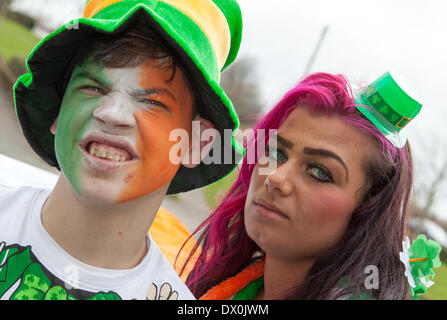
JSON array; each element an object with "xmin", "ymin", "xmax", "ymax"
[{"xmin": 53, "ymin": 58, "xmax": 194, "ymax": 204}]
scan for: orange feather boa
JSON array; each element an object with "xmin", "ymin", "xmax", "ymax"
[{"xmin": 199, "ymin": 259, "xmax": 265, "ymax": 300}]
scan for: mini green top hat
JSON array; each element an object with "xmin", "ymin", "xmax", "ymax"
[
  {"xmin": 355, "ymin": 71, "xmax": 422, "ymax": 148},
  {"xmin": 13, "ymin": 0, "xmax": 245, "ymax": 195}
]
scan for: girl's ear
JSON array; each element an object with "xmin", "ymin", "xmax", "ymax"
[
  {"xmin": 182, "ymin": 116, "xmax": 217, "ymax": 169},
  {"xmin": 50, "ymin": 117, "xmax": 59, "ymax": 135}
]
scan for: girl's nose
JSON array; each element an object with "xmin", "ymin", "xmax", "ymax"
[{"xmin": 264, "ymin": 161, "xmax": 294, "ymax": 196}]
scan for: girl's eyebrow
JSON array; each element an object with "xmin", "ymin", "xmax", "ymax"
[
  {"xmin": 276, "ymin": 135, "xmax": 294, "ymax": 150},
  {"xmin": 303, "ymin": 147, "xmax": 349, "ymax": 181}
]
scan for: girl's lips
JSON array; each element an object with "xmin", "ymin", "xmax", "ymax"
[{"xmin": 253, "ymin": 198, "xmax": 289, "ymax": 220}]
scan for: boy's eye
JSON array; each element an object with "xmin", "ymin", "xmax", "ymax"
[
  {"xmin": 139, "ymin": 99, "xmax": 169, "ymax": 111},
  {"xmin": 80, "ymin": 86, "xmax": 105, "ymax": 96},
  {"xmin": 307, "ymin": 165, "xmax": 333, "ymax": 183}
]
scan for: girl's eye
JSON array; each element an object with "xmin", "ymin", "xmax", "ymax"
[
  {"xmin": 266, "ymin": 147, "xmax": 288, "ymax": 163},
  {"xmin": 308, "ymin": 165, "xmax": 334, "ymax": 183}
]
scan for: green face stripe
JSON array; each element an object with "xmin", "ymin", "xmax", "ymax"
[{"xmin": 54, "ymin": 61, "xmax": 107, "ymax": 194}]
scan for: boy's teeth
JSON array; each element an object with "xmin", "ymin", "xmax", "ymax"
[
  {"xmin": 98, "ymin": 148, "xmax": 106, "ymax": 158},
  {"xmin": 87, "ymin": 144, "xmax": 129, "ymax": 162}
]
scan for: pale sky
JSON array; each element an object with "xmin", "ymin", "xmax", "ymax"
[
  {"xmin": 237, "ymin": 0, "xmax": 447, "ymax": 128},
  {"xmin": 9, "ymin": 0, "xmax": 447, "ymax": 238},
  {"xmin": 236, "ymin": 0, "xmax": 447, "ymax": 227}
]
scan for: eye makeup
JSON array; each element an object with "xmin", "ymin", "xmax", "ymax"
[
  {"xmin": 306, "ymin": 163, "xmax": 334, "ymax": 183},
  {"xmin": 302, "ymin": 147, "xmax": 349, "ymax": 182}
]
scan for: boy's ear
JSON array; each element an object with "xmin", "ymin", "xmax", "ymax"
[
  {"xmin": 50, "ymin": 117, "xmax": 58, "ymax": 135},
  {"xmin": 182, "ymin": 116, "xmax": 217, "ymax": 169}
]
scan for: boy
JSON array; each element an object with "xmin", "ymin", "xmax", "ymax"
[{"xmin": 0, "ymin": 0, "xmax": 244, "ymax": 300}]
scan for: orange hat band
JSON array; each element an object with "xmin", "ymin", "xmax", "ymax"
[{"xmin": 83, "ymin": 0, "xmax": 121, "ymax": 18}]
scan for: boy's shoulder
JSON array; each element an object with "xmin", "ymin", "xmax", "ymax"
[
  {"xmin": 143, "ymin": 236, "xmax": 195, "ymax": 300},
  {"xmin": 0, "ymin": 184, "xmax": 24, "ymax": 203},
  {"xmin": 0, "ymin": 184, "xmax": 15, "ymax": 194},
  {"xmin": 0, "ymin": 184, "xmax": 42, "ymax": 200},
  {"xmin": 0, "ymin": 185, "xmax": 51, "ymax": 248},
  {"xmin": 0, "ymin": 185, "xmax": 49, "ymax": 219}
]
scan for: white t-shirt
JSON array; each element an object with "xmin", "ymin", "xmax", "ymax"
[{"xmin": 0, "ymin": 185, "xmax": 195, "ymax": 300}]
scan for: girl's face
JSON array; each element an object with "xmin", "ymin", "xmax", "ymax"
[
  {"xmin": 244, "ymin": 106, "xmax": 372, "ymax": 263},
  {"xmin": 53, "ymin": 58, "xmax": 194, "ymax": 204}
]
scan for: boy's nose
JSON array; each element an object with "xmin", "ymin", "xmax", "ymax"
[{"xmin": 93, "ymin": 95, "xmax": 136, "ymax": 129}]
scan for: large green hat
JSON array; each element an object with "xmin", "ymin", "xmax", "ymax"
[
  {"xmin": 13, "ymin": 0, "xmax": 245, "ymax": 194},
  {"xmin": 355, "ymin": 71, "xmax": 422, "ymax": 148}
]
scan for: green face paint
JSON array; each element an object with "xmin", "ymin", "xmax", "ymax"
[{"xmin": 54, "ymin": 61, "xmax": 110, "ymax": 195}]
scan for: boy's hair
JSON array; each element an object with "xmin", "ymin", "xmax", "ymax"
[{"xmin": 63, "ymin": 27, "xmax": 198, "ymax": 116}]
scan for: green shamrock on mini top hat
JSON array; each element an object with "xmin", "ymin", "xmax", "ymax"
[{"xmin": 355, "ymin": 71, "xmax": 422, "ymax": 148}]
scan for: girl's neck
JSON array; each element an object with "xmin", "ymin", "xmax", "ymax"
[{"xmin": 258, "ymin": 255, "xmax": 315, "ymax": 300}]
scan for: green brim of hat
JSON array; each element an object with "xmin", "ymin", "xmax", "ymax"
[{"xmin": 13, "ymin": 3, "xmax": 245, "ymax": 195}]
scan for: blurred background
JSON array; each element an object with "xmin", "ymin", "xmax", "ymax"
[{"xmin": 0, "ymin": 0, "xmax": 446, "ymax": 299}]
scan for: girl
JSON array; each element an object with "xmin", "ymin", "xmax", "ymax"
[{"xmin": 181, "ymin": 72, "xmax": 421, "ymax": 300}]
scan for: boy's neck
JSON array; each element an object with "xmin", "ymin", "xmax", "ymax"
[{"xmin": 41, "ymin": 175, "xmax": 167, "ymax": 270}]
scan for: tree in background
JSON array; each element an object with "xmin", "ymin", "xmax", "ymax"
[
  {"xmin": 409, "ymin": 134, "xmax": 447, "ymax": 265},
  {"xmin": 0, "ymin": 0, "xmax": 11, "ymax": 16},
  {"xmin": 220, "ymin": 56, "xmax": 264, "ymax": 127},
  {"xmin": 203, "ymin": 56, "xmax": 263, "ymax": 208},
  {"xmin": 410, "ymin": 138, "xmax": 447, "ymax": 235}
]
